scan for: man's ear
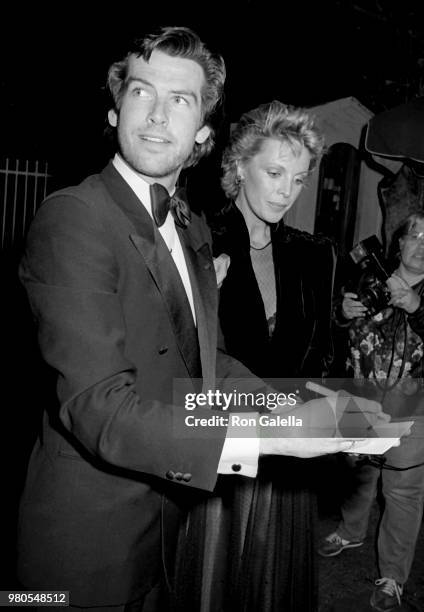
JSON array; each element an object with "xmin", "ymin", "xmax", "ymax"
[
  {"xmin": 108, "ymin": 109, "xmax": 118, "ymax": 127},
  {"xmin": 195, "ymin": 124, "xmax": 211, "ymax": 145}
]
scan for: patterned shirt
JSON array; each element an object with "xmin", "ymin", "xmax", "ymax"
[{"xmin": 348, "ymin": 306, "xmax": 423, "ymax": 385}]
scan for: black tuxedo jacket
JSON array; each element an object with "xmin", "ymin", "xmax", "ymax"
[{"xmin": 17, "ymin": 163, "xmax": 253, "ymax": 606}]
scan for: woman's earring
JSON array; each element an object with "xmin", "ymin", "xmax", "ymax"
[{"xmin": 236, "ymin": 175, "xmax": 244, "ymax": 185}]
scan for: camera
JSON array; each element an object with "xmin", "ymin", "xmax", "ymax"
[{"xmin": 349, "ymin": 235, "xmax": 391, "ymax": 316}]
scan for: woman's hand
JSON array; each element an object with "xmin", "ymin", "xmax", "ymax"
[
  {"xmin": 213, "ymin": 254, "xmax": 231, "ymax": 289},
  {"xmin": 341, "ymin": 292, "xmax": 368, "ymax": 319},
  {"xmin": 386, "ymin": 274, "xmax": 421, "ymax": 314}
]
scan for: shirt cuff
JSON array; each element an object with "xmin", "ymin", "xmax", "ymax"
[{"xmin": 217, "ymin": 412, "xmax": 260, "ymax": 477}]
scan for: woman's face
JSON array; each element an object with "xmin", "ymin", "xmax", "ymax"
[
  {"xmin": 236, "ymin": 138, "xmax": 311, "ymax": 227},
  {"xmin": 399, "ymin": 219, "xmax": 424, "ymax": 275}
]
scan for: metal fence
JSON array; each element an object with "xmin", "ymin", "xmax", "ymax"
[{"xmin": 1, "ymin": 158, "xmax": 51, "ymax": 250}]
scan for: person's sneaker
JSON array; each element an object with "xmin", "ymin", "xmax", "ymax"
[
  {"xmin": 370, "ymin": 578, "xmax": 403, "ymax": 611},
  {"xmin": 317, "ymin": 531, "xmax": 363, "ymax": 557}
]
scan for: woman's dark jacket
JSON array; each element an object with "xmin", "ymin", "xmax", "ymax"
[{"xmin": 212, "ymin": 203, "xmax": 336, "ymax": 381}]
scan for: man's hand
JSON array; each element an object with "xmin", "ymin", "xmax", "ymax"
[
  {"xmin": 386, "ymin": 274, "xmax": 421, "ymax": 314},
  {"xmin": 259, "ymin": 391, "xmax": 390, "ymax": 458},
  {"xmin": 341, "ymin": 292, "xmax": 368, "ymax": 319},
  {"xmin": 259, "ymin": 437, "xmax": 360, "ymax": 458}
]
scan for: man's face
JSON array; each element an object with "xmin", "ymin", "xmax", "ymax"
[{"xmin": 108, "ymin": 50, "xmax": 210, "ymax": 188}]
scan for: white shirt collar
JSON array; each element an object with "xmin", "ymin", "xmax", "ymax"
[
  {"xmin": 112, "ymin": 153, "xmax": 154, "ymax": 217},
  {"xmin": 112, "ymin": 152, "xmax": 177, "ymax": 242}
]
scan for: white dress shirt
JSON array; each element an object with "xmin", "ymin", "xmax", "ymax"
[{"xmin": 112, "ymin": 154, "xmax": 259, "ymax": 477}]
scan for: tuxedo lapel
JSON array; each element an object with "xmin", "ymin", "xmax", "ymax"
[
  {"xmin": 132, "ymin": 232, "xmax": 201, "ymax": 379},
  {"xmin": 100, "ymin": 163, "xmax": 201, "ymax": 379},
  {"xmin": 178, "ymin": 224, "xmax": 217, "ymax": 393}
]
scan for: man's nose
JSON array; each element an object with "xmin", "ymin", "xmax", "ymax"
[{"xmin": 147, "ymin": 98, "xmax": 168, "ymax": 126}]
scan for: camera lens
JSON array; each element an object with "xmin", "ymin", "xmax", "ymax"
[{"xmin": 358, "ymin": 281, "xmax": 390, "ymax": 316}]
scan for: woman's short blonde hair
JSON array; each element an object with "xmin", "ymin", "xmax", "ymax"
[{"xmin": 221, "ymin": 100, "xmax": 325, "ymax": 199}]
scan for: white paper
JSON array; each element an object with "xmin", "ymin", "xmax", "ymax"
[{"xmin": 342, "ymin": 421, "xmax": 414, "ymax": 454}]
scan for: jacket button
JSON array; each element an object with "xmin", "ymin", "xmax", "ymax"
[
  {"xmin": 204, "ymin": 262, "xmax": 211, "ymax": 270},
  {"xmin": 158, "ymin": 346, "xmax": 168, "ymax": 355},
  {"xmin": 182, "ymin": 473, "xmax": 192, "ymax": 482},
  {"xmin": 231, "ymin": 464, "xmax": 242, "ymax": 472},
  {"xmin": 175, "ymin": 472, "xmax": 183, "ymax": 481},
  {"xmin": 165, "ymin": 470, "xmax": 175, "ymax": 480}
]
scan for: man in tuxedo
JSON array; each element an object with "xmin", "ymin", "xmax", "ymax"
[{"xmin": 17, "ymin": 26, "xmax": 388, "ymax": 611}]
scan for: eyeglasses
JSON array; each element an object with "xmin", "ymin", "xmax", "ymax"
[{"xmin": 405, "ymin": 231, "xmax": 424, "ymax": 243}]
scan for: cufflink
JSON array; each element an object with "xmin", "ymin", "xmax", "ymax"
[{"xmin": 231, "ymin": 464, "xmax": 242, "ymax": 472}]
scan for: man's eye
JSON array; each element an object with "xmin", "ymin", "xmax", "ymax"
[
  {"xmin": 131, "ymin": 87, "xmax": 149, "ymax": 98},
  {"xmin": 267, "ymin": 171, "xmax": 280, "ymax": 177},
  {"xmin": 174, "ymin": 95, "xmax": 189, "ymax": 105}
]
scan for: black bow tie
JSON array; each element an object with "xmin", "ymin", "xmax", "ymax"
[{"xmin": 150, "ymin": 183, "xmax": 191, "ymax": 229}]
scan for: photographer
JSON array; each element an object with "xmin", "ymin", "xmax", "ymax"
[{"xmin": 319, "ymin": 212, "xmax": 424, "ymax": 611}]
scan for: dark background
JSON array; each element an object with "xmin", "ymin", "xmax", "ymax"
[{"xmin": 2, "ymin": 0, "xmax": 424, "ymax": 185}]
